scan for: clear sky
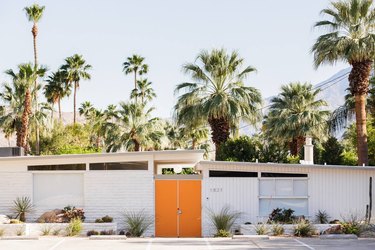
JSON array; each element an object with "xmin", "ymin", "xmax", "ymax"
[{"xmin": 0, "ymin": 0, "xmax": 347, "ymax": 118}]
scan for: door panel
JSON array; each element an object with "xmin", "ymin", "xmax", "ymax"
[
  {"xmin": 178, "ymin": 180, "xmax": 202, "ymax": 237},
  {"xmin": 155, "ymin": 180, "xmax": 178, "ymax": 237}
]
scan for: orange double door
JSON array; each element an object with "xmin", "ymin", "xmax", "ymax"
[{"xmin": 155, "ymin": 179, "xmax": 201, "ymax": 237}]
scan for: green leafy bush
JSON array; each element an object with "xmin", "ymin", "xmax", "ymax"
[
  {"xmin": 66, "ymin": 218, "xmax": 82, "ymax": 236},
  {"xmin": 293, "ymin": 219, "xmax": 316, "ymax": 237},
  {"xmin": 315, "ymin": 210, "xmax": 330, "ymax": 224},
  {"xmin": 124, "ymin": 210, "xmax": 152, "ymax": 237},
  {"xmin": 101, "ymin": 215, "xmax": 113, "ymax": 223},
  {"xmin": 209, "ymin": 206, "xmax": 240, "ymax": 236},
  {"xmin": 255, "ymin": 224, "xmax": 269, "ymax": 235},
  {"xmin": 271, "ymin": 223, "xmax": 284, "ymax": 236},
  {"xmin": 286, "ymin": 155, "xmax": 300, "ymax": 164},
  {"xmin": 9, "ymin": 219, "xmax": 23, "ymax": 224},
  {"xmin": 268, "ymin": 208, "xmax": 295, "ymax": 224},
  {"xmin": 95, "ymin": 218, "xmax": 103, "ymax": 223},
  {"xmin": 216, "ymin": 136, "xmax": 258, "ymax": 162},
  {"xmin": 214, "ymin": 229, "xmax": 231, "ymax": 237},
  {"xmin": 341, "ymin": 214, "xmax": 364, "ymax": 236}
]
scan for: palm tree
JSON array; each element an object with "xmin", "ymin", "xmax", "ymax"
[
  {"xmin": 122, "ymin": 55, "xmax": 149, "ymax": 102},
  {"xmin": 130, "ymin": 79, "xmax": 156, "ymax": 105},
  {"xmin": 0, "ymin": 82, "xmax": 25, "ymax": 146},
  {"xmin": 44, "ymin": 70, "xmax": 71, "ymax": 120},
  {"xmin": 61, "ymin": 54, "xmax": 92, "ymax": 124},
  {"xmin": 106, "ymin": 102, "xmax": 163, "ymax": 152},
  {"xmin": 263, "ymin": 82, "xmax": 330, "ymax": 156},
  {"xmin": 24, "ymin": 3, "xmax": 45, "ymax": 155},
  {"xmin": 5, "ymin": 63, "xmax": 47, "ymax": 151},
  {"xmin": 174, "ymin": 49, "xmax": 262, "ymax": 157},
  {"xmin": 312, "ymin": 0, "xmax": 375, "ymax": 165}
]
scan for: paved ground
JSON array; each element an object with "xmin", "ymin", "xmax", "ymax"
[{"xmin": 0, "ymin": 237, "xmax": 375, "ymax": 250}]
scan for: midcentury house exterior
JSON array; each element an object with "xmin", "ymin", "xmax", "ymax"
[{"xmin": 0, "ymin": 150, "xmax": 374, "ymax": 237}]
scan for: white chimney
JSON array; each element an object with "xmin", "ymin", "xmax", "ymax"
[{"xmin": 302, "ymin": 137, "xmax": 314, "ymax": 165}]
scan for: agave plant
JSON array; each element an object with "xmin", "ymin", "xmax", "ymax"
[
  {"xmin": 209, "ymin": 206, "xmax": 240, "ymax": 236},
  {"xmin": 13, "ymin": 196, "xmax": 33, "ymax": 222}
]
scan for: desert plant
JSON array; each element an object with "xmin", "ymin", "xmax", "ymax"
[
  {"xmin": 101, "ymin": 215, "xmax": 113, "ymax": 223},
  {"xmin": 63, "ymin": 206, "xmax": 85, "ymax": 222},
  {"xmin": 95, "ymin": 218, "xmax": 103, "ymax": 223},
  {"xmin": 293, "ymin": 219, "xmax": 316, "ymax": 237},
  {"xmin": 40, "ymin": 226, "xmax": 52, "ymax": 236},
  {"xmin": 100, "ymin": 230, "xmax": 115, "ymax": 235},
  {"xmin": 341, "ymin": 213, "xmax": 364, "ymax": 236},
  {"xmin": 124, "ymin": 210, "xmax": 152, "ymax": 237},
  {"xmin": 315, "ymin": 210, "xmax": 330, "ymax": 224},
  {"xmin": 255, "ymin": 223, "xmax": 269, "ymax": 235},
  {"xmin": 16, "ymin": 226, "xmax": 24, "ymax": 236},
  {"xmin": 0, "ymin": 229, "xmax": 5, "ymax": 237},
  {"xmin": 268, "ymin": 208, "xmax": 295, "ymax": 224},
  {"xmin": 86, "ymin": 230, "xmax": 100, "ymax": 236},
  {"xmin": 209, "ymin": 206, "xmax": 240, "ymax": 236},
  {"xmin": 271, "ymin": 223, "xmax": 284, "ymax": 236},
  {"xmin": 65, "ymin": 218, "xmax": 82, "ymax": 236},
  {"xmin": 12, "ymin": 196, "xmax": 33, "ymax": 222},
  {"xmin": 52, "ymin": 228, "xmax": 61, "ymax": 236},
  {"xmin": 214, "ymin": 229, "xmax": 231, "ymax": 237}
]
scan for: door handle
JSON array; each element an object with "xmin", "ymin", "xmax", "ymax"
[{"xmin": 177, "ymin": 209, "xmax": 182, "ymax": 215}]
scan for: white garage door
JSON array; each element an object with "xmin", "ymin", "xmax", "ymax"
[{"xmin": 33, "ymin": 174, "xmax": 84, "ymax": 207}]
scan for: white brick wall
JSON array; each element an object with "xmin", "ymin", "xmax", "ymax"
[
  {"xmin": 84, "ymin": 170, "xmax": 155, "ymax": 235},
  {"xmin": 0, "ymin": 172, "xmax": 32, "ymax": 218}
]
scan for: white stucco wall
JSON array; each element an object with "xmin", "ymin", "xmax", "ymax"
[{"xmin": 198, "ymin": 161, "xmax": 375, "ymax": 236}]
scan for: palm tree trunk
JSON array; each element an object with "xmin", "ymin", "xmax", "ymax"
[
  {"xmin": 74, "ymin": 81, "xmax": 77, "ymax": 124},
  {"xmin": 208, "ymin": 116, "xmax": 230, "ymax": 159},
  {"xmin": 32, "ymin": 23, "xmax": 40, "ymax": 155},
  {"xmin": 192, "ymin": 138, "xmax": 197, "ymax": 150},
  {"xmin": 51, "ymin": 103, "xmax": 54, "ymax": 120},
  {"xmin": 349, "ymin": 60, "xmax": 372, "ymax": 166},
  {"xmin": 355, "ymin": 94, "xmax": 368, "ymax": 165},
  {"xmin": 290, "ymin": 138, "xmax": 298, "ymax": 156},
  {"xmin": 21, "ymin": 90, "xmax": 32, "ymax": 154},
  {"xmin": 134, "ymin": 70, "xmax": 138, "ymax": 103},
  {"xmin": 58, "ymin": 98, "xmax": 62, "ymax": 121},
  {"xmin": 134, "ymin": 139, "xmax": 140, "ymax": 151}
]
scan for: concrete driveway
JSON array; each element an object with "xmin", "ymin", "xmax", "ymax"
[{"xmin": 0, "ymin": 237, "xmax": 375, "ymax": 250}]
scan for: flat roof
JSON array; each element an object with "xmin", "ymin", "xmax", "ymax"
[
  {"xmin": 0, "ymin": 150, "xmax": 205, "ymax": 163},
  {"xmin": 198, "ymin": 160, "xmax": 375, "ymax": 171}
]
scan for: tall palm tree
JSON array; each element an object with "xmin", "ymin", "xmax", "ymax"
[
  {"xmin": 130, "ymin": 79, "xmax": 156, "ymax": 105},
  {"xmin": 264, "ymin": 82, "xmax": 330, "ymax": 156},
  {"xmin": 106, "ymin": 102, "xmax": 163, "ymax": 152},
  {"xmin": 44, "ymin": 70, "xmax": 71, "ymax": 120},
  {"xmin": 312, "ymin": 0, "xmax": 375, "ymax": 165},
  {"xmin": 24, "ymin": 3, "xmax": 45, "ymax": 155},
  {"xmin": 122, "ymin": 55, "xmax": 148, "ymax": 102},
  {"xmin": 5, "ymin": 63, "xmax": 47, "ymax": 151},
  {"xmin": 61, "ymin": 54, "xmax": 92, "ymax": 124},
  {"xmin": 174, "ymin": 49, "xmax": 262, "ymax": 157}
]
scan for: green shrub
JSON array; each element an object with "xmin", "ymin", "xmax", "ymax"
[
  {"xmin": 216, "ymin": 136, "xmax": 258, "ymax": 162},
  {"xmin": 286, "ymin": 155, "xmax": 300, "ymax": 164},
  {"xmin": 98, "ymin": 215, "xmax": 113, "ymax": 223},
  {"xmin": 255, "ymin": 224, "xmax": 268, "ymax": 235},
  {"xmin": 209, "ymin": 206, "xmax": 240, "ymax": 236},
  {"xmin": 341, "ymin": 151, "xmax": 357, "ymax": 166},
  {"xmin": 87, "ymin": 230, "xmax": 99, "ymax": 236},
  {"xmin": 214, "ymin": 229, "xmax": 231, "ymax": 237},
  {"xmin": 293, "ymin": 219, "xmax": 315, "ymax": 237},
  {"xmin": 268, "ymin": 208, "xmax": 295, "ymax": 224},
  {"xmin": 12, "ymin": 196, "xmax": 33, "ymax": 222},
  {"xmin": 271, "ymin": 223, "xmax": 284, "ymax": 236},
  {"xmin": 341, "ymin": 214, "xmax": 364, "ymax": 236},
  {"xmin": 66, "ymin": 218, "xmax": 82, "ymax": 236},
  {"xmin": 124, "ymin": 210, "xmax": 152, "ymax": 237},
  {"xmin": 315, "ymin": 210, "xmax": 330, "ymax": 224}
]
